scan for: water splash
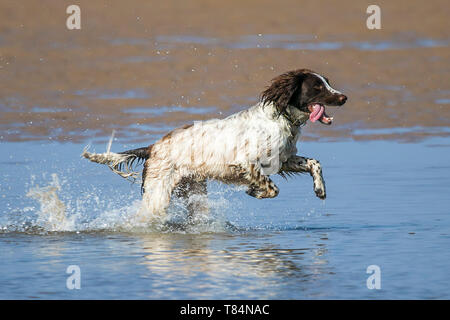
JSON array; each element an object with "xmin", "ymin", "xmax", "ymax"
[
  {"xmin": 1, "ymin": 173, "xmax": 239, "ymax": 235},
  {"xmin": 26, "ymin": 173, "xmax": 69, "ymax": 231}
]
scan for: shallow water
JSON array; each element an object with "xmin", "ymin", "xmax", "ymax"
[
  {"xmin": 1, "ymin": 137, "xmax": 449, "ymax": 299},
  {"xmin": 154, "ymin": 34, "xmax": 450, "ymax": 51}
]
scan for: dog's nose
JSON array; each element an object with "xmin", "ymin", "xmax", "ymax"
[{"xmin": 338, "ymin": 95, "xmax": 347, "ymax": 105}]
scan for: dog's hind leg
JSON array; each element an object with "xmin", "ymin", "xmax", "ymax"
[
  {"xmin": 174, "ymin": 178, "xmax": 209, "ymax": 220},
  {"xmin": 137, "ymin": 165, "xmax": 182, "ymax": 222},
  {"xmin": 281, "ymin": 155, "xmax": 326, "ymax": 199},
  {"xmin": 245, "ymin": 164, "xmax": 279, "ymax": 199}
]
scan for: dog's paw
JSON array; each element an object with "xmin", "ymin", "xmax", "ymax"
[
  {"xmin": 246, "ymin": 187, "xmax": 263, "ymax": 198},
  {"xmin": 314, "ymin": 185, "xmax": 326, "ymax": 200},
  {"xmin": 246, "ymin": 185, "xmax": 279, "ymax": 199}
]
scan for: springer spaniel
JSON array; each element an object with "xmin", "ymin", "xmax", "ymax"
[{"xmin": 83, "ymin": 69, "xmax": 347, "ymax": 221}]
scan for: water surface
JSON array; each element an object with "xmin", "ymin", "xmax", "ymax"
[{"xmin": 1, "ymin": 138, "xmax": 449, "ymax": 299}]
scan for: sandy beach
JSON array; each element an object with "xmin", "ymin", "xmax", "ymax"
[{"xmin": 0, "ymin": 0, "xmax": 448, "ymax": 142}]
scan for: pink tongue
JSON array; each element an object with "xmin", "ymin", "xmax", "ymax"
[{"xmin": 309, "ymin": 104, "xmax": 324, "ymax": 122}]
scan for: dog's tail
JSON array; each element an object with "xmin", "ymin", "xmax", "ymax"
[{"xmin": 82, "ymin": 145, "xmax": 150, "ymax": 181}]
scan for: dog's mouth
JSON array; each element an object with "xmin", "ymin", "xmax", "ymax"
[{"xmin": 307, "ymin": 103, "xmax": 333, "ymax": 125}]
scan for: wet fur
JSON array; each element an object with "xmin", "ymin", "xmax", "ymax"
[{"xmin": 83, "ymin": 69, "xmax": 347, "ymax": 221}]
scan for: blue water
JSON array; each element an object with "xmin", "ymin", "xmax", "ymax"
[
  {"xmin": 435, "ymin": 99, "xmax": 450, "ymax": 104},
  {"xmin": 74, "ymin": 89, "xmax": 150, "ymax": 100},
  {"xmin": 107, "ymin": 34, "xmax": 450, "ymax": 51},
  {"xmin": 352, "ymin": 126, "xmax": 450, "ymax": 136},
  {"xmin": 124, "ymin": 105, "xmax": 218, "ymax": 116},
  {"xmin": 1, "ymin": 137, "xmax": 449, "ymax": 299}
]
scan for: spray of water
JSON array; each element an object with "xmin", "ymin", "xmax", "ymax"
[
  {"xmin": 26, "ymin": 173, "xmax": 69, "ymax": 231},
  {"xmin": 0, "ymin": 172, "xmax": 240, "ymax": 235}
]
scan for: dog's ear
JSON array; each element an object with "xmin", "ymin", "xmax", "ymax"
[{"xmin": 260, "ymin": 69, "xmax": 308, "ymax": 114}]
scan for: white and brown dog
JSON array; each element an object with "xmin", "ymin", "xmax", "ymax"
[{"xmin": 83, "ymin": 69, "xmax": 347, "ymax": 221}]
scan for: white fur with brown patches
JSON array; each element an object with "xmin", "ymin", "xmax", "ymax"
[
  {"xmin": 137, "ymin": 101, "xmax": 301, "ymax": 220},
  {"xmin": 82, "ymin": 147, "xmax": 139, "ymax": 179},
  {"xmin": 83, "ymin": 69, "xmax": 346, "ymax": 222}
]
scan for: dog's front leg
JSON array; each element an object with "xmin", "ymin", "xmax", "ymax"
[
  {"xmin": 281, "ymin": 155, "xmax": 326, "ymax": 199},
  {"xmin": 245, "ymin": 164, "xmax": 279, "ymax": 199}
]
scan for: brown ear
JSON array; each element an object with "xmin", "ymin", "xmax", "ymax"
[{"xmin": 260, "ymin": 69, "xmax": 308, "ymax": 114}]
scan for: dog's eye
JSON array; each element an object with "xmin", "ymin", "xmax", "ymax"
[{"xmin": 313, "ymin": 85, "xmax": 324, "ymax": 90}]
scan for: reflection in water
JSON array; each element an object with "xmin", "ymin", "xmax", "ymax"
[{"xmin": 136, "ymin": 232, "xmax": 330, "ymax": 298}]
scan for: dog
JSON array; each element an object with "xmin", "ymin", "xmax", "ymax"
[{"xmin": 82, "ymin": 69, "xmax": 347, "ymax": 221}]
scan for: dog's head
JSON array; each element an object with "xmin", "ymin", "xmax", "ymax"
[{"xmin": 260, "ymin": 69, "xmax": 347, "ymax": 125}]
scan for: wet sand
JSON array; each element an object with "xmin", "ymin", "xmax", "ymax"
[{"xmin": 0, "ymin": 0, "xmax": 449, "ymax": 142}]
